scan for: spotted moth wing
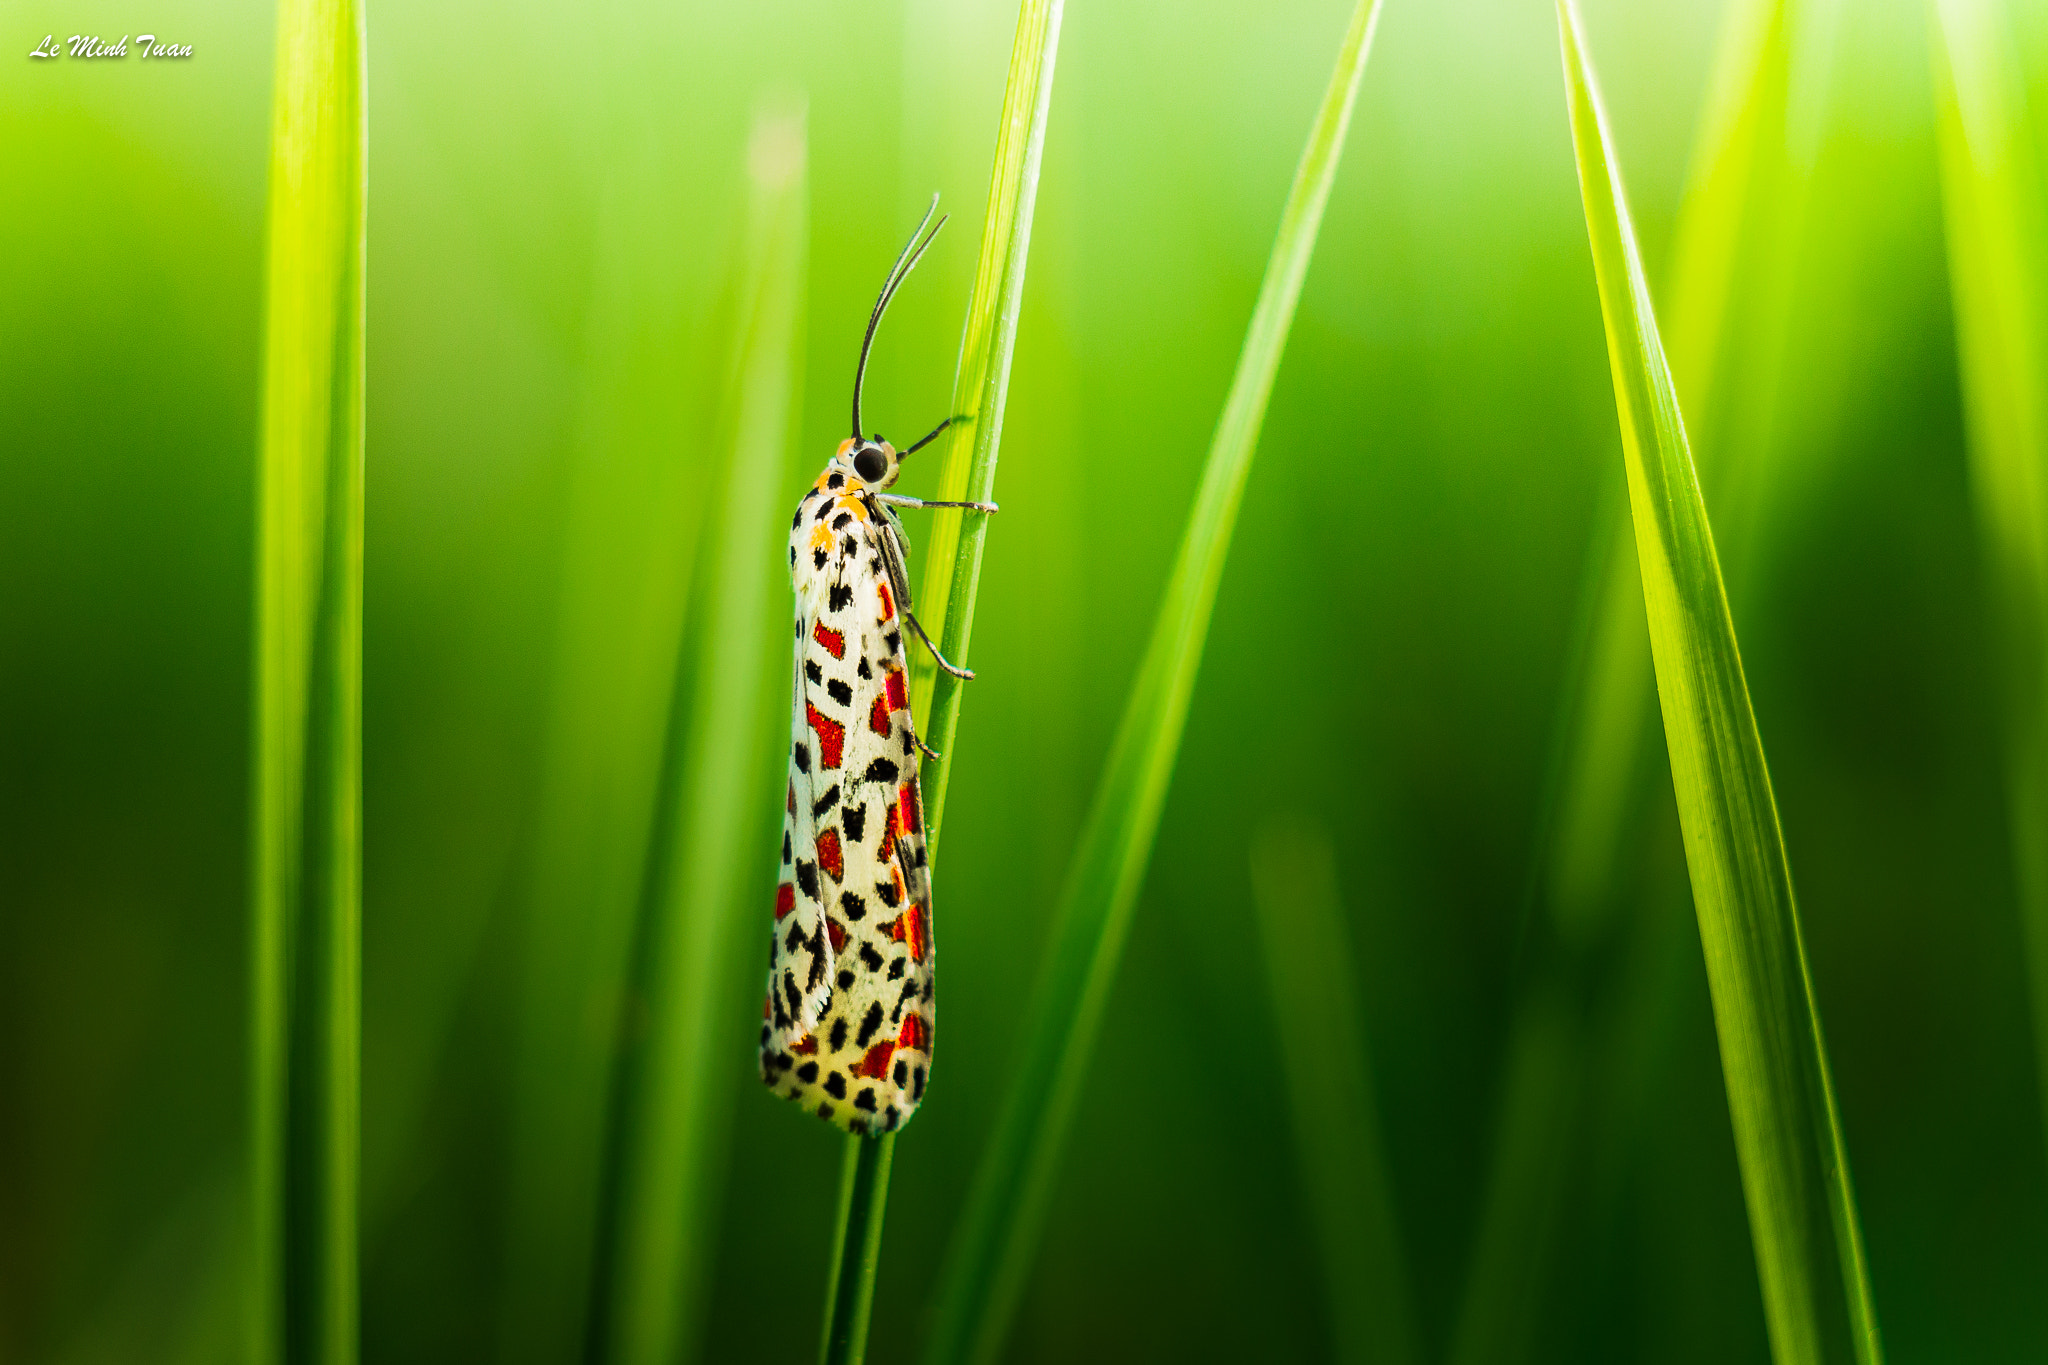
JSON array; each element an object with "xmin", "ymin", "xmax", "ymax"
[{"xmin": 761, "ymin": 490, "xmax": 935, "ymax": 1133}]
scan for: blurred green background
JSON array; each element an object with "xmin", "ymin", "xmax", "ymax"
[{"xmin": 5, "ymin": 0, "xmax": 2048, "ymax": 1361}]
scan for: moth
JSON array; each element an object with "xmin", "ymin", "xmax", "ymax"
[{"xmin": 759, "ymin": 198, "xmax": 996, "ymax": 1135}]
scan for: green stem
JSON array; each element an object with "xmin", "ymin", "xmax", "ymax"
[
  {"xmin": 815, "ymin": 1, "xmax": 1065, "ymax": 1360},
  {"xmin": 819, "ymin": 1136, "xmax": 896, "ymax": 1365}
]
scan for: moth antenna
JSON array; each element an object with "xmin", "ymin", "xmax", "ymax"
[
  {"xmin": 852, "ymin": 195, "xmax": 947, "ymax": 442},
  {"xmin": 900, "ymin": 415, "xmax": 955, "ymax": 459}
]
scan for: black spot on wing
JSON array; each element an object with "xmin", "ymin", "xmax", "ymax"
[
  {"xmin": 825, "ymin": 1071, "xmax": 847, "ymax": 1099},
  {"xmin": 840, "ymin": 890, "xmax": 866, "ymax": 922},
  {"xmin": 797, "ymin": 1060, "xmax": 819, "ymax": 1083},
  {"xmin": 863, "ymin": 757, "xmax": 899, "ymax": 785},
  {"xmin": 843, "ymin": 804, "xmax": 866, "ymax": 844},
  {"xmin": 856, "ymin": 1003, "xmax": 884, "ymax": 1047},
  {"xmin": 857, "ymin": 657, "xmax": 872, "ymax": 679},
  {"xmin": 796, "ymin": 861, "xmax": 818, "ymax": 901},
  {"xmin": 829, "ymin": 1018, "xmax": 849, "ymax": 1051},
  {"xmin": 836, "ymin": 969, "xmax": 855, "ymax": 990},
  {"xmin": 793, "ymin": 742, "xmax": 810, "ymax": 773},
  {"xmin": 805, "ymin": 660, "xmax": 822, "ymax": 684},
  {"xmin": 854, "ymin": 1088, "xmax": 878, "ymax": 1113},
  {"xmin": 813, "ymin": 548, "xmax": 829, "ymax": 569},
  {"xmin": 876, "ymin": 878, "xmax": 900, "ymax": 909},
  {"xmin": 828, "ymin": 584, "xmax": 853, "ymax": 613},
  {"xmin": 826, "ymin": 678, "xmax": 853, "ymax": 706},
  {"xmin": 812, "ymin": 784, "xmax": 839, "ymax": 817},
  {"xmin": 859, "ymin": 942, "xmax": 884, "ymax": 972}
]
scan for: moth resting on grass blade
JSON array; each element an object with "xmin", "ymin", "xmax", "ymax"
[{"xmin": 759, "ymin": 196, "xmax": 996, "ymax": 1135}]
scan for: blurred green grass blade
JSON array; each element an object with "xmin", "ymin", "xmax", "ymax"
[
  {"xmin": 601, "ymin": 103, "xmax": 807, "ymax": 1365},
  {"xmin": 922, "ymin": 5, "xmax": 1384, "ymax": 1361},
  {"xmin": 498, "ymin": 71, "xmax": 721, "ymax": 1365},
  {"xmin": 1928, "ymin": 0, "xmax": 2048, "ymax": 1170},
  {"xmin": 247, "ymin": 1, "xmax": 366, "ymax": 1363},
  {"xmin": 1249, "ymin": 822, "xmax": 1419, "ymax": 1365},
  {"xmin": 1556, "ymin": 5, "xmax": 1882, "ymax": 1364},
  {"xmin": 817, "ymin": 4, "xmax": 1066, "ymax": 1364}
]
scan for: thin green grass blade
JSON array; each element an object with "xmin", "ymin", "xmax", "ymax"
[
  {"xmin": 601, "ymin": 103, "xmax": 808, "ymax": 1365},
  {"xmin": 921, "ymin": 5, "xmax": 1386, "ymax": 1361},
  {"xmin": 1928, "ymin": 0, "xmax": 2048, "ymax": 1174},
  {"xmin": 247, "ymin": 1, "xmax": 366, "ymax": 1363},
  {"xmin": 1556, "ymin": 5, "xmax": 1882, "ymax": 1363},
  {"xmin": 1449, "ymin": 3, "xmax": 1815, "ymax": 1356},
  {"xmin": 817, "ymin": 4, "xmax": 1066, "ymax": 1364},
  {"xmin": 1249, "ymin": 821, "xmax": 1419, "ymax": 1365}
]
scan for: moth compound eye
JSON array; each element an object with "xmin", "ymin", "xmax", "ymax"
[{"xmin": 852, "ymin": 446, "xmax": 888, "ymax": 483}]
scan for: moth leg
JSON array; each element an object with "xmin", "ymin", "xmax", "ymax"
[
  {"xmin": 912, "ymin": 733, "xmax": 942, "ymax": 761},
  {"xmin": 875, "ymin": 493, "xmax": 1000, "ymax": 515},
  {"xmin": 905, "ymin": 609, "xmax": 974, "ymax": 680}
]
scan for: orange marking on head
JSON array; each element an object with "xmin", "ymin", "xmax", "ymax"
[
  {"xmin": 809, "ymin": 522, "xmax": 834, "ymax": 551},
  {"xmin": 837, "ymin": 438, "xmax": 857, "ymax": 458}
]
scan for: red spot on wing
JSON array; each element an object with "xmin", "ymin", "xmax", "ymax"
[
  {"xmin": 812, "ymin": 621, "xmax": 845, "ymax": 659},
  {"xmin": 817, "ymin": 828, "xmax": 844, "ymax": 882},
  {"xmin": 876, "ymin": 582, "xmax": 895, "ymax": 623},
  {"xmin": 852, "ymin": 1039, "xmax": 897, "ymax": 1080},
  {"xmin": 791, "ymin": 1035, "xmax": 817, "ymax": 1056},
  {"xmin": 827, "ymin": 919, "xmax": 847, "ymax": 953},
  {"xmin": 898, "ymin": 782, "xmax": 922, "ymax": 835},
  {"xmin": 763, "ymin": 995, "xmax": 772, "ymax": 1020},
  {"xmin": 869, "ymin": 692, "xmax": 892, "ymax": 737},
  {"xmin": 884, "ymin": 667, "xmax": 908, "ymax": 712},
  {"xmin": 886, "ymin": 906, "xmax": 930, "ymax": 962},
  {"xmin": 806, "ymin": 703, "xmax": 845, "ymax": 769},
  {"xmin": 896, "ymin": 1012, "xmax": 931, "ymax": 1053},
  {"xmin": 787, "ymin": 782, "xmax": 796, "ymax": 815},
  {"xmin": 878, "ymin": 803, "xmax": 900, "ymax": 863},
  {"xmin": 775, "ymin": 883, "xmax": 796, "ymax": 920}
]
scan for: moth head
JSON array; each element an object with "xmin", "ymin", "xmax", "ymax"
[{"xmin": 837, "ymin": 437, "xmax": 900, "ymax": 490}]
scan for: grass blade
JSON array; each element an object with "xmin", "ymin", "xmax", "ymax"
[
  {"xmin": 1450, "ymin": 2, "xmax": 1821, "ymax": 1356},
  {"xmin": 921, "ymin": 4, "xmax": 1386, "ymax": 1361},
  {"xmin": 1928, "ymin": 0, "xmax": 2048, "ymax": 1173},
  {"xmin": 246, "ymin": 1, "xmax": 366, "ymax": 1363},
  {"xmin": 599, "ymin": 104, "xmax": 808, "ymax": 1365},
  {"xmin": 816, "ymin": 3, "xmax": 1066, "ymax": 1363},
  {"xmin": 1249, "ymin": 821, "xmax": 1419, "ymax": 1365},
  {"xmin": 1556, "ymin": 4, "xmax": 1882, "ymax": 1363}
]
